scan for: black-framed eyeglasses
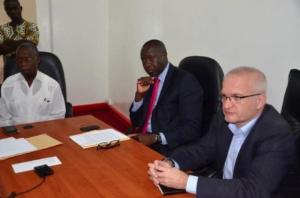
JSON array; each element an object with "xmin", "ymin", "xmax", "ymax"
[
  {"xmin": 220, "ymin": 93, "xmax": 262, "ymax": 103},
  {"xmin": 96, "ymin": 140, "xmax": 120, "ymax": 150}
]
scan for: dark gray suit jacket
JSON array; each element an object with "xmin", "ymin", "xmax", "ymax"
[
  {"xmin": 171, "ymin": 104, "xmax": 296, "ymax": 198},
  {"xmin": 130, "ymin": 64, "xmax": 203, "ymax": 156}
]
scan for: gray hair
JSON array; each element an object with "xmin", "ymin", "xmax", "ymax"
[{"xmin": 226, "ymin": 66, "xmax": 267, "ymax": 93}]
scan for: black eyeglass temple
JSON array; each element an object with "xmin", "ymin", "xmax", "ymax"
[{"xmin": 238, "ymin": 93, "xmax": 262, "ymax": 99}]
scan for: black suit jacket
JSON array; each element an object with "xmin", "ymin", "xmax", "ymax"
[
  {"xmin": 171, "ymin": 104, "xmax": 296, "ymax": 198},
  {"xmin": 130, "ymin": 64, "xmax": 203, "ymax": 156}
]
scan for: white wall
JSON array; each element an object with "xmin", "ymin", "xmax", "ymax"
[
  {"xmin": 36, "ymin": 0, "xmax": 109, "ymax": 104},
  {"xmin": 109, "ymin": 0, "xmax": 300, "ymax": 114},
  {"xmin": 108, "ymin": 0, "xmax": 164, "ymax": 113},
  {"xmin": 36, "ymin": 0, "xmax": 300, "ymax": 115}
]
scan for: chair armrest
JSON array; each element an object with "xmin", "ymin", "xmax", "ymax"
[{"xmin": 65, "ymin": 102, "xmax": 73, "ymax": 117}]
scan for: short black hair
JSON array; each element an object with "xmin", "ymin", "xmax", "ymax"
[
  {"xmin": 16, "ymin": 41, "xmax": 39, "ymax": 57},
  {"xmin": 4, "ymin": 0, "xmax": 20, "ymax": 5},
  {"xmin": 141, "ymin": 39, "xmax": 167, "ymax": 55}
]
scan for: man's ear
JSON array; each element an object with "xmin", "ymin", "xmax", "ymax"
[
  {"xmin": 37, "ymin": 57, "xmax": 41, "ymax": 66},
  {"xmin": 256, "ymin": 93, "xmax": 266, "ymax": 109}
]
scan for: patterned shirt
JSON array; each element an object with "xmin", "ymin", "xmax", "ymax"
[{"xmin": 0, "ymin": 20, "xmax": 39, "ymax": 60}]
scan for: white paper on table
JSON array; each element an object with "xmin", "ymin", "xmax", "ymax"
[
  {"xmin": 0, "ymin": 138, "xmax": 37, "ymax": 159},
  {"xmin": 70, "ymin": 128, "xmax": 129, "ymax": 148},
  {"xmin": 0, "ymin": 137, "xmax": 16, "ymax": 143},
  {"xmin": 12, "ymin": 156, "xmax": 62, "ymax": 173}
]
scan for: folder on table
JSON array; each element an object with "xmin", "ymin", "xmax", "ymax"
[{"xmin": 26, "ymin": 134, "xmax": 62, "ymax": 150}]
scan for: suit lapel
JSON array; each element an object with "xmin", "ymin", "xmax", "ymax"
[
  {"xmin": 221, "ymin": 125, "xmax": 233, "ymax": 166},
  {"xmin": 232, "ymin": 124, "xmax": 258, "ymax": 177},
  {"xmin": 155, "ymin": 64, "xmax": 175, "ymax": 107},
  {"xmin": 232, "ymin": 106, "xmax": 269, "ymax": 177}
]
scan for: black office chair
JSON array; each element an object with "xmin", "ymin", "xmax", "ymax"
[
  {"xmin": 179, "ymin": 56, "xmax": 224, "ymax": 136},
  {"xmin": 4, "ymin": 51, "xmax": 73, "ymax": 117},
  {"xmin": 281, "ymin": 69, "xmax": 300, "ymax": 138},
  {"xmin": 281, "ymin": 69, "xmax": 300, "ymax": 169},
  {"xmin": 179, "ymin": 56, "xmax": 224, "ymax": 178},
  {"xmin": 275, "ymin": 69, "xmax": 300, "ymax": 198}
]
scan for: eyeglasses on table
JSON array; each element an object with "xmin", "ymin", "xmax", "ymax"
[{"xmin": 96, "ymin": 140, "xmax": 120, "ymax": 150}]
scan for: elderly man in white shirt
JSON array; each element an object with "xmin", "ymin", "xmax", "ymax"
[{"xmin": 0, "ymin": 42, "xmax": 65, "ymax": 127}]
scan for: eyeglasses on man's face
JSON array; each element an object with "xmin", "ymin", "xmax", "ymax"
[
  {"xmin": 96, "ymin": 140, "xmax": 120, "ymax": 150},
  {"xmin": 220, "ymin": 93, "xmax": 262, "ymax": 103}
]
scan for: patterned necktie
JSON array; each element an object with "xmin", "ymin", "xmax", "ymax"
[{"xmin": 141, "ymin": 78, "xmax": 160, "ymax": 134}]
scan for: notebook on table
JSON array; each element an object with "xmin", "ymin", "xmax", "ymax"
[{"xmin": 158, "ymin": 184, "xmax": 186, "ymax": 196}]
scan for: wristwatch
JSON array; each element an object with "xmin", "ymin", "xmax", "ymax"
[
  {"xmin": 155, "ymin": 134, "xmax": 162, "ymax": 143},
  {"xmin": 162, "ymin": 158, "xmax": 175, "ymax": 168}
]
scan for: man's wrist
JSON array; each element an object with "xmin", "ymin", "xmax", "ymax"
[
  {"xmin": 134, "ymin": 92, "xmax": 144, "ymax": 102},
  {"xmin": 155, "ymin": 134, "xmax": 162, "ymax": 143}
]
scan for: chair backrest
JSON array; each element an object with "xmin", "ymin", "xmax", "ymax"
[
  {"xmin": 179, "ymin": 56, "xmax": 224, "ymax": 135},
  {"xmin": 279, "ymin": 69, "xmax": 300, "ymax": 198},
  {"xmin": 281, "ymin": 69, "xmax": 300, "ymax": 126},
  {"xmin": 4, "ymin": 51, "xmax": 72, "ymax": 117},
  {"xmin": 281, "ymin": 69, "xmax": 300, "ymax": 160},
  {"xmin": 4, "ymin": 52, "xmax": 67, "ymax": 101}
]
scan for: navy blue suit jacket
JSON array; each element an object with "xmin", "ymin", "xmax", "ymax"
[
  {"xmin": 171, "ymin": 104, "xmax": 296, "ymax": 198},
  {"xmin": 130, "ymin": 64, "xmax": 203, "ymax": 156}
]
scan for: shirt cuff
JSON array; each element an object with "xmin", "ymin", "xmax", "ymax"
[
  {"xmin": 159, "ymin": 132, "xmax": 168, "ymax": 145},
  {"xmin": 186, "ymin": 175, "xmax": 198, "ymax": 194},
  {"xmin": 131, "ymin": 100, "xmax": 143, "ymax": 112}
]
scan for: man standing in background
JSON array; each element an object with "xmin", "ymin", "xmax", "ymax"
[{"xmin": 0, "ymin": 0, "xmax": 39, "ymax": 83}]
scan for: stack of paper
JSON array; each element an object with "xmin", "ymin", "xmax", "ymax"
[
  {"xmin": 70, "ymin": 128, "xmax": 129, "ymax": 149},
  {"xmin": 0, "ymin": 137, "xmax": 37, "ymax": 160},
  {"xmin": 0, "ymin": 134, "xmax": 62, "ymax": 160}
]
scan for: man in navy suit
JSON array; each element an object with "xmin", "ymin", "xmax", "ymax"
[
  {"xmin": 130, "ymin": 39, "xmax": 203, "ymax": 156},
  {"xmin": 148, "ymin": 67, "xmax": 296, "ymax": 198}
]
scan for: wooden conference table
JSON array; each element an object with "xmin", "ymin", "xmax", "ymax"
[{"xmin": 0, "ymin": 115, "xmax": 193, "ymax": 198}]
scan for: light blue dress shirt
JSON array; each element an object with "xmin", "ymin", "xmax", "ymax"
[
  {"xmin": 131, "ymin": 63, "xmax": 170, "ymax": 144},
  {"xmin": 185, "ymin": 116, "xmax": 259, "ymax": 194},
  {"xmin": 222, "ymin": 117, "xmax": 258, "ymax": 179}
]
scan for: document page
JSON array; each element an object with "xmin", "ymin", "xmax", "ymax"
[
  {"xmin": 0, "ymin": 138, "xmax": 37, "ymax": 160},
  {"xmin": 70, "ymin": 128, "xmax": 129, "ymax": 149},
  {"xmin": 12, "ymin": 156, "xmax": 62, "ymax": 173}
]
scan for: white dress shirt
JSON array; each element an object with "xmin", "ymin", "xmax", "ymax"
[{"xmin": 0, "ymin": 71, "xmax": 66, "ymax": 127}]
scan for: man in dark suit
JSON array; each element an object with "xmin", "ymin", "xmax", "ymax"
[
  {"xmin": 130, "ymin": 39, "xmax": 203, "ymax": 156},
  {"xmin": 148, "ymin": 67, "xmax": 296, "ymax": 198}
]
